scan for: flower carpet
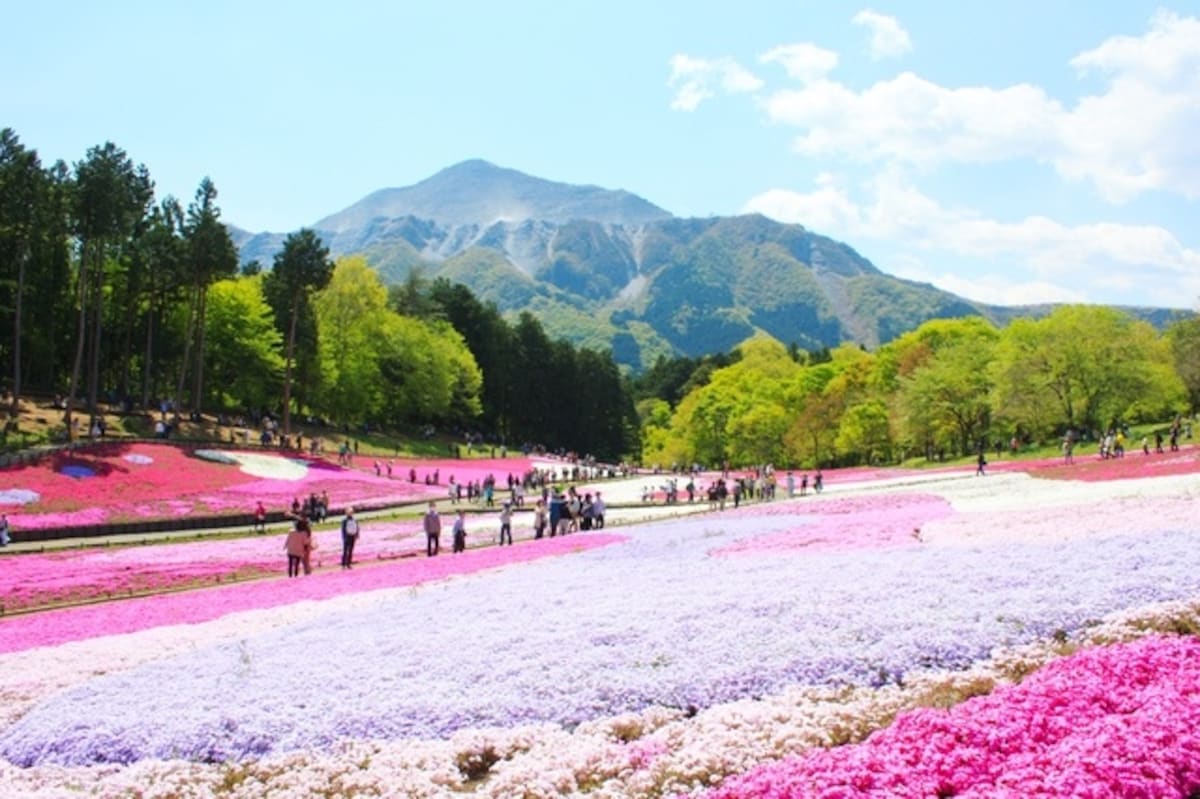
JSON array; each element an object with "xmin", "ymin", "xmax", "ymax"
[
  {"xmin": 0, "ymin": 447, "xmax": 1197, "ymax": 796},
  {"xmin": 0, "ymin": 442, "xmax": 547, "ymax": 530}
]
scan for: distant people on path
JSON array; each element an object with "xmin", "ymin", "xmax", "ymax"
[
  {"xmin": 498, "ymin": 501, "xmax": 513, "ymax": 546},
  {"xmin": 592, "ymin": 491, "xmax": 606, "ymax": 529},
  {"xmin": 0, "ymin": 513, "xmax": 10, "ymax": 547},
  {"xmin": 341, "ymin": 507, "xmax": 360, "ymax": 569},
  {"xmin": 813, "ymin": 471, "xmax": 824, "ymax": 493},
  {"xmin": 1062, "ymin": 435, "xmax": 1075, "ymax": 464},
  {"xmin": 976, "ymin": 450, "xmax": 987, "ymax": 476},
  {"xmin": 253, "ymin": 501, "xmax": 267, "ymax": 534},
  {"xmin": 452, "ymin": 509, "xmax": 467, "ymax": 553},
  {"xmin": 285, "ymin": 513, "xmax": 313, "ymax": 577},
  {"xmin": 423, "ymin": 502, "xmax": 441, "ymax": 557}
]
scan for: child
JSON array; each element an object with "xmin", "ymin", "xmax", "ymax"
[{"xmin": 452, "ymin": 509, "xmax": 467, "ymax": 553}]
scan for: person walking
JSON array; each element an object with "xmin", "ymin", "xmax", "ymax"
[
  {"xmin": 253, "ymin": 501, "xmax": 267, "ymax": 534},
  {"xmin": 498, "ymin": 501, "xmax": 513, "ymax": 546},
  {"xmin": 284, "ymin": 513, "xmax": 312, "ymax": 577},
  {"xmin": 340, "ymin": 507, "xmax": 360, "ymax": 569},
  {"xmin": 0, "ymin": 513, "xmax": 10, "ymax": 547},
  {"xmin": 423, "ymin": 501, "xmax": 441, "ymax": 556},
  {"xmin": 592, "ymin": 491, "xmax": 606, "ymax": 529},
  {"xmin": 452, "ymin": 509, "xmax": 467, "ymax": 553}
]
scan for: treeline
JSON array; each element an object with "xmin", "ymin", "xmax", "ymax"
[
  {"xmin": 635, "ymin": 308, "xmax": 1200, "ymax": 469},
  {"xmin": 0, "ymin": 130, "xmax": 636, "ymax": 459}
]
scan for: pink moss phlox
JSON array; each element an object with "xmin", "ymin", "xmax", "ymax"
[
  {"xmin": 0, "ymin": 533, "xmax": 625, "ymax": 654},
  {"xmin": 704, "ymin": 635, "xmax": 1200, "ymax": 798},
  {"xmin": 712, "ymin": 493, "xmax": 954, "ymax": 556}
]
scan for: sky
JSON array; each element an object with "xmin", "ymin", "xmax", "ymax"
[{"xmin": 3, "ymin": 1, "xmax": 1199, "ymax": 309}]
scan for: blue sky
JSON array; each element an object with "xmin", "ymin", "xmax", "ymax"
[{"xmin": 3, "ymin": 1, "xmax": 1198, "ymax": 308}]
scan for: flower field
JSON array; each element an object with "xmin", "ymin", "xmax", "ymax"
[
  {"xmin": 0, "ymin": 447, "xmax": 1197, "ymax": 796},
  {"xmin": 0, "ymin": 443, "xmax": 545, "ymax": 529}
]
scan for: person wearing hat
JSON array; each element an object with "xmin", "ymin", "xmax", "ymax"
[
  {"xmin": 340, "ymin": 506, "xmax": 360, "ymax": 569},
  {"xmin": 498, "ymin": 500, "xmax": 513, "ymax": 546}
]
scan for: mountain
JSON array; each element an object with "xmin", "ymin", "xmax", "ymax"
[{"xmin": 232, "ymin": 161, "xmax": 1182, "ymax": 370}]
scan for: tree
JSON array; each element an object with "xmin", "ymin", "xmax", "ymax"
[
  {"xmin": 135, "ymin": 197, "xmax": 187, "ymax": 408},
  {"xmin": 894, "ymin": 321, "xmax": 998, "ymax": 456},
  {"xmin": 264, "ymin": 229, "xmax": 333, "ymax": 435},
  {"xmin": 202, "ymin": 275, "xmax": 283, "ymax": 411},
  {"xmin": 0, "ymin": 128, "xmax": 43, "ymax": 418},
  {"xmin": 314, "ymin": 256, "xmax": 388, "ymax": 425},
  {"xmin": 1166, "ymin": 315, "xmax": 1200, "ymax": 415},
  {"xmin": 990, "ymin": 305, "xmax": 1183, "ymax": 439},
  {"xmin": 178, "ymin": 178, "xmax": 238, "ymax": 415},
  {"xmin": 67, "ymin": 142, "xmax": 153, "ymax": 435}
]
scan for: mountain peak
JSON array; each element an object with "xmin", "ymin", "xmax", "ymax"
[{"xmin": 315, "ymin": 160, "xmax": 672, "ymax": 232}]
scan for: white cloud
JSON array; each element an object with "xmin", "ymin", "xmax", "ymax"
[
  {"xmin": 759, "ymin": 43, "xmax": 838, "ymax": 83},
  {"xmin": 851, "ymin": 9, "xmax": 913, "ymax": 60},
  {"xmin": 668, "ymin": 54, "xmax": 763, "ymax": 111},
  {"xmin": 758, "ymin": 11, "xmax": 1200, "ymax": 203},
  {"xmin": 763, "ymin": 72, "xmax": 1062, "ymax": 166},
  {"xmin": 743, "ymin": 172, "xmax": 1200, "ymax": 307}
]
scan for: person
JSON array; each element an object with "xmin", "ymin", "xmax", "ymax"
[
  {"xmin": 813, "ymin": 471, "xmax": 824, "ymax": 493},
  {"xmin": 592, "ymin": 491, "xmax": 606, "ymax": 529},
  {"xmin": 341, "ymin": 506, "xmax": 360, "ymax": 569},
  {"xmin": 580, "ymin": 493, "xmax": 594, "ymax": 530},
  {"xmin": 285, "ymin": 513, "xmax": 312, "ymax": 577},
  {"xmin": 0, "ymin": 513, "xmax": 10, "ymax": 547},
  {"xmin": 423, "ymin": 501, "xmax": 441, "ymax": 557},
  {"xmin": 498, "ymin": 501, "xmax": 513, "ymax": 545},
  {"xmin": 976, "ymin": 450, "xmax": 987, "ymax": 476},
  {"xmin": 253, "ymin": 501, "xmax": 267, "ymax": 534},
  {"xmin": 452, "ymin": 509, "xmax": 467, "ymax": 553},
  {"xmin": 786, "ymin": 472, "xmax": 795, "ymax": 499},
  {"xmin": 533, "ymin": 498, "xmax": 548, "ymax": 539},
  {"xmin": 548, "ymin": 492, "xmax": 564, "ymax": 537}
]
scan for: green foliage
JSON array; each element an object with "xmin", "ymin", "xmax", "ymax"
[
  {"xmin": 990, "ymin": 305, "xmax": 1185, "ymax": 439},
  {"xmin": 1166, "ymin": 315, "xmax": 1200, "ymax": 414},
  {"xmin": 203, "ymin": 275, "xmax": 284, "ymax": 410}
]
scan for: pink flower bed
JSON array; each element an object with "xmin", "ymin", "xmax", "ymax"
[
  {"xmin": 0, "ymin": 512, "xmax": 555, "ymax": 613},
  {"xmin": 704, "ymin": 634, "xmax": 1200, "ymax": 798},
  {"xmin": 1028, "ymin": 446, "xmax": 1200, "ymax": 482},
  {"xmin": 0, "ymin": 533, "xmax": 624, "ymax": 654},
  {"xmin": 0, "ymin": 444, "xmax": 547, "ymax": 529},
  {"xmin": 712, "ymin": 493, "xmax": 953, "ymax": 556}
]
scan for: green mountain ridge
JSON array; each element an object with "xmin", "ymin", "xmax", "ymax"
[{"xmin": 231, "ymin": 161, "xmax": 1185, "ymax": 371}]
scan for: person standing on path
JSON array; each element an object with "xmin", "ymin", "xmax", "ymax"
[
  {"xmin": 423, "ymin": 501, "xmax": 441, "ymax": 557},
  {"xmin": 592, "ymin": 491, "xmax": 606, "ymax": 530},
  {"xmin": 253, "ymin": 501, "xmax": 267, "ymax": 534},
  {"xmin": 498, "ymin": 501, "xmax": 513, "ymax": 546},
  {"xmin": 452, "ymin": 509, "xmax": 467, "ymax": 553},
  {"xmin": 285, "ymin": 513, "xmax": 312, "ymax": 577},
  {"xmin": 0, "ymin": 513, "xmax": 10, "ymax": 547},
  {"xmin": 340, "ymin": 507, "xmax": 360, "ymax": 569},
  {"xmin": 533, "ymin": 499, "xmax": 548, "ymax": 539}
]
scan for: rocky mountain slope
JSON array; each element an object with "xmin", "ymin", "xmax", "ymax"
[{"xmin": 231, "ymin": 161, "xmax": 1179, "ymax": 370}]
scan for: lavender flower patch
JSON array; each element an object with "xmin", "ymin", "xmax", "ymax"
[{"xmin": 2, "ymin": 512, "xmax": 1198, "ymax": 767}]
